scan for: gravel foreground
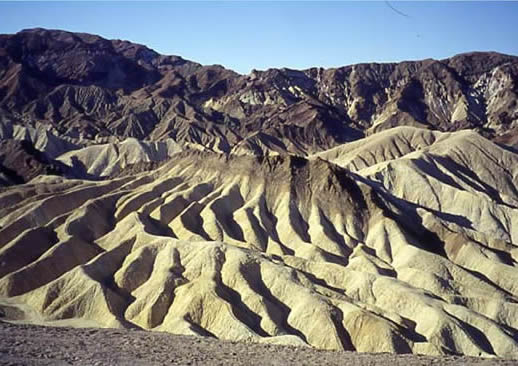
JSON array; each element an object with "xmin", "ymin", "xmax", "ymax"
[{"xmin": 0, "ymin": 321, "xmax": 516, "ymax": 366}]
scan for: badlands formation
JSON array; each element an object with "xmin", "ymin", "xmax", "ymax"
[{"xmin": 1, "ymin": 28, "xmax": 518, "ymax": 359}]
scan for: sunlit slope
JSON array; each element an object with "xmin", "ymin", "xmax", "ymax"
[
  {"xmin": 0, "ymin": 129, "xmax": 518, "ymax": 357},
  {"xmin": 317, "ymin": 126, "xmax": 518, "ymax": 242}
]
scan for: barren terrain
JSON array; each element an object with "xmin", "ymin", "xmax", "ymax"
[
  {"xmin": 1, "ymin": 321, "xmax": 515, "ymax": 365},
  {"xmin": 1, "ymin": 28, "xmax": 518, "ymax": 362}
]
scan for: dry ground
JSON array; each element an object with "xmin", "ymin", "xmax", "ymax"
[{"xmin": 0, "ymin": 321, "xmax": 516, "ymax": 366}]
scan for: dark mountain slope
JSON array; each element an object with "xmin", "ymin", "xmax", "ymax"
[{"xmin": 0, "ymin": 28, "xmax": 517, "ymax": 160}]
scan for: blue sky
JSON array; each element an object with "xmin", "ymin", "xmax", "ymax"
[{"xmin": 1, "ymin": 1, "xmax": 517, "ymax": 74}]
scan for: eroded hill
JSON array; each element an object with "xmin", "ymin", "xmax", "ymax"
[{"xmin": 0, "ymin": 28, "xmax": 518, "ymax": 359}]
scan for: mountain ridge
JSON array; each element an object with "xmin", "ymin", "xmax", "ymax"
[
  {"xmin": 1, "ymin": 28, "xmax": 517, "ymax": 184},
  {"xmin": 1, "ymin": 28, "xmax": 518, "ymax": 359},
  {"xmin": 1, "ymin": 29, "xmax": 517, "ymax": 152}
]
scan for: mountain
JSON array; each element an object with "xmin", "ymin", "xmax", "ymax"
[
  {"xmin": 0, "ymin": 29, "xmax": 517, "ymax": 161},
  {"xmin": 1, "ymin": 28, "xmax": 518, "ymax": 359}
]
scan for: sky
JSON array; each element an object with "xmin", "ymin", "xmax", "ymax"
[{"xmin": 1, "ymin": 1, "xmax": 517, "ymax": 74}]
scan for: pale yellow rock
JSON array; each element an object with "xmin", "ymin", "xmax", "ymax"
[{"xmin": 0, "ymin": 128, "xmax": 517, "ymax": 358}]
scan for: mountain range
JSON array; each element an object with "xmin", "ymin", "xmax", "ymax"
[{"xmin": 1, "ymin": 28, "xmax": 518, "ymax": 359}]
